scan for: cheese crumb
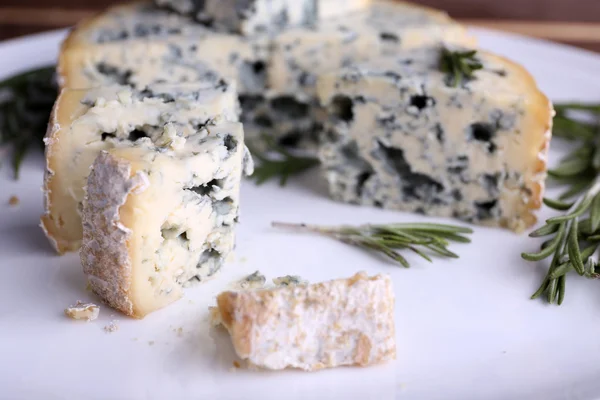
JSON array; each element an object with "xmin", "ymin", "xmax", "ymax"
[
  {"xmin": 209, "ymin": 306, "xmax": 222, "ymax": 327},
  {"xmin": 157, "ymin": 123, "xmax": 186, "ymax": 150},
  {"xmin": 8, "ymin": 196, "xmax": 19, "ymax": 207},
  {"xmin": 64, "ymin": 301, "xmax": 100, "ymax": 321},
  {"xmin": 273, "ymin": 275, "xmax": 308, "ymax": 287},
  {"xmin": 104, "ymin": 320, "xmax": 119, "ymax": 333},
  {"xmin": 238, "ymin": 271, "xmax": 266, "ymax": 290},
  {"xmin": 117, "ymin": 90, "xmax": 132, "ymax": 105}
]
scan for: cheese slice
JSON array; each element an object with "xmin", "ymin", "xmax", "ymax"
[
  {"xmin": 317, "ymin": 46, "xmax": 553, "ymax": 231},
  {"xmin": 216, "ymin": 272, "xmax": 396, "ymax": 371},
  {"xmin": 81, "ymin": 121, "xmax": 249, "ymax": 318},
  {"xmin": 42, "ymin": 81, "xmax": 239, "ymax": 254}
]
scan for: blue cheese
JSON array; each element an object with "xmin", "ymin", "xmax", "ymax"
[
  {"xmin": 240, "ymin": 94, "xmax": 324, "ymax": 150},
  {"xmin": 238, "ymin": 271, "xmax": 267, "ymax": 289},
  {"xmin": 42, "ymin": 81, "xmax": 239, "ymax": 254},
  {"xmin": 268, "ymin": 0, "xmax": 477, "ymax": 99},
  {"xmin": 60, "ymin": 3, "xmax": 269, "ymax": 94},
  {"xmin": 155, "ymin": 0, "xmax": 371, "ymax": 35},
  {"xmin": 316, "ymin": 46, "xmax": 553, "ymax": 231},
  {"xmin": 81, "ymin": 121, "xmax": 247, "ymax": 318}
]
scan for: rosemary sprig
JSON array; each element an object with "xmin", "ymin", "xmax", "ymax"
[
  {"xmin": 439, "ymin": 48, "xmax": 483, "ymax": 87},
  {"xmin": 246, "ymin": 135, "xmax": 319, "ymax": 186},
  {"xmin": 0, "ymin": 65, "xmax": 57, "ymax": 179},
  {"xmin": 522, "ymin": 102, "xmax": 600, "ymax": 304},
  {"xmin": 272, "ymin": 221, "xmax": 473, "ymax": 268}
]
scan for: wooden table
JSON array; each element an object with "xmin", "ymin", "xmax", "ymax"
[{"xmin": 1, "ymin": 0, "xmax": 599, "ymax": 53}]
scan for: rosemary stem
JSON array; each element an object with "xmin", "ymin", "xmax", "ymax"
[{"xmin": 271, "ymin": 221, "xmax": 335, "ymax": 235}]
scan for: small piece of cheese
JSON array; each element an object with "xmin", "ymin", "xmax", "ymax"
[
  {"xmin": 64, "ymin": 301, "xmax": 100, "ymax": 321},
  {"xmin": 41, "ymin": 81, "xmax": 239, "ymax": 254},
  {"xmin": 216, "ymin": 272, "xmax": 396, "ymax": 371},
  {"xmin": 317, "ymin": 46, "xmax": 553, "ymax": 231},
  {"xmin": 81, "ymin": 121, "xmax": 248, "ymax": 318}
]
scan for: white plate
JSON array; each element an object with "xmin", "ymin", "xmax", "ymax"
[{"xmin": 1, "ymin": 28, "xmax": 600, "ymax": 400}]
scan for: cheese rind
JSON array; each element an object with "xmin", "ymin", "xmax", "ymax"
[
  {"xmin": 41, "ymin": 81, "xmax": 238, "ymax": 254},
  {"xmin": 81, "ymin": 121, "xmax": 247, "ymax": 318},
  {"xmin": 216, "ymin": 272, "xmax": 396, "ymax": 371},
  {"xmin": 317, "ymin": 46, "xmax": 553, "ymax": 231}
]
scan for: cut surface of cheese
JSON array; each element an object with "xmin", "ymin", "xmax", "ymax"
[
  {"xmin": 216, "ymin": 272, "xmax": 396, "ymax": 371},
  {"xmin": 42, "ymin": 81, "xmax": 239, "ymax": 254},
  {"xmin": 59, "ymin": 3, "xmax": 269, "ymax": 94},
  {"xmin": 317, "ymin": 46, "xmax": 553, "ymax": 231},
  {"xmin": 154, "ymin": 0, "xmax": 372, "ymax": 35},
  {"xmin": 81, "ymin": 121, "xmax": 249, "ymax": 318},
  {"xmin": 267, "ymin": 0, "xmax": 477, "ymax": 99},
  {"xmin": 57, "ymin": 1, "xmax": 475, "ymax": 153}
]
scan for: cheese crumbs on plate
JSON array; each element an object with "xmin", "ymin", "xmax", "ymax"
[
  {"xmin": 8, "ymin": 196, "xmax": 19, "ymax": 207},
  {"xmin": 103, "ymin": 320, "xmax": 119, "ymax": 333},
  {"xmin": 214, "ymin": 272, "xmax": 396, "ymax": 371}
]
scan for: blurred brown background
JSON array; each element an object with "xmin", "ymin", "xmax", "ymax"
[{"xmin": 1, "ymin": 0, "xmax": 599, "ymax": 52}]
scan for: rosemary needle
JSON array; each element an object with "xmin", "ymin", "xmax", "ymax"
[
  {"xmin": 522, "ymin": 102, "xmax": 600, "ymax": 304},
  {"xmin": 246, "ymin": 135, "xmax": 320, "ymax": 186},
  {"xmin": 439, "ymin": 47, "xmax": 483, "ymax": 87},
  {"xmin": 0, "ymin": 65, "xmax": 57, "ymax": 179}
]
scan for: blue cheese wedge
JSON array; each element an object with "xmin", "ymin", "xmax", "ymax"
[
  {"xmin": 41, "ymin": 81, "xmax": 238, "ymax": 254},
  {"xmin": 268, "ymin": 0, "xmax": 477, "ymax": 99},
  {"xmin": 154, "ymin": 0, "xmax": 371, "ymax": 35},
  {"xmin": 187, "ymin": 0, "xmax": 371, "ymax": 35},
  {"xmin": 216, "ymin": 272, "xmax": 396, "ymax": 371},
  {"xmin": 59, "ymin": 3, "xmax": 269, "ymax": 94},
  {"xmin": 316, "ymin": 46, "xmax": 553, "ymax": 231},
  {"xmin": 81, "ymin": 121, "xmax": 249, "ymax": 318}
]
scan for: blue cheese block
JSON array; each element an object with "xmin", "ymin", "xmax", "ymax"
[
  {"xmin": 268, "ymin": 0, "xmax": 477, "ymax": 99},
  {"xmin": 42, "ymin": 81, "xmax": 239, "ymax": 254},
  {"xmin": 240, "ymin": 94, "xmax": 324, "ymax": 150},
  {"xmin": 316, "ymin": 46, "xmax": 553, "ymax": 231},
  {"xmin": 155, "ymin": 0, "xmax": 371, "ymax": 35},
  {"xmin": 60, "ymin": 3, "xmax": 269, "ymax": 94},
  {"xmin": 81, "ymin": 121, "xmax": 250, "ymax": 318}
]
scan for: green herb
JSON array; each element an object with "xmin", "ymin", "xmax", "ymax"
[
  {"xmin": 439, "ymin": 47, "xmax": 483, "ymax": 87},
  {"xmin": 246, "ymin": 135, "xmax": 320, "ymax": 186},
  {"xmin": 0, "ymin": 65, "xmax": 57, "ymax": 179},
  {"xmin": 522, "ymin": 103, "xmax": 600, "ymax": 304},
  {"xmin": 272, "ymin": 221, "xmax": 473, "ymax": 268}
]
